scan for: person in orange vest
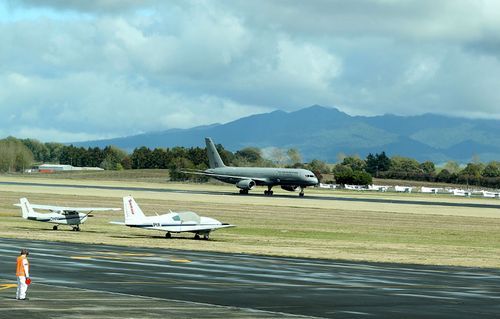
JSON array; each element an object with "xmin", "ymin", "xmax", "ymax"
[{"xmin": 16, "ymin": 248, "xmax": 30, "ymax": 300}]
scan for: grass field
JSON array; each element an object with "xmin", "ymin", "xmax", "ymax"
[{"xmin": 1, "ymin": 173, "xmax": 500, "ymax": 268}]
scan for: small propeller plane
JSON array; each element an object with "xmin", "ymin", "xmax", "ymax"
[
  {"xmin": 15, "ymin": 197, "xmax": 120, "ymax": 231},
  {"xmin": 110, "ymin": 196, "xmax": 234, "ymax": 240}
]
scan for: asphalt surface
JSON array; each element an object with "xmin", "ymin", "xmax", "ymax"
[
  {"xmin": 1, "ymin": 180, "xmax": 499, "ymax": 209},
  {"xmin": 1, "ymin": 238, "xmax": 500, "ymax": 318}
]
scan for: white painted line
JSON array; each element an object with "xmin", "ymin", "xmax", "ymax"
[{"xmin": 394, "ymin": 293, "xmax": 457, "ymax": 300}]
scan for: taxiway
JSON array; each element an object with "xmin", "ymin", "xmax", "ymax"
[
  {"xmin": 1, "ymin": 181, "xmax": 499, "ymax": 209},
  {"xmin": 1, "ymin": 238, "xmax": 500, "ymax": 318}
]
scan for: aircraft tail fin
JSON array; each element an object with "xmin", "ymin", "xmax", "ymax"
[
  {"xmin": 123, "ymin": 196, "xmax": 146, "ymax": 223},
  {"xmin": 19, "ymin": 198, "xmax": 35, "ymax": 219},
  {"xmin": 205, "ymin": 137, "xmax": 226, "ymax": 168}
]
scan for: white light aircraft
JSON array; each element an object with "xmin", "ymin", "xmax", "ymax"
[
  {"xmin": 111, "ymin": 196, "xmax": 234, "ymax": 240},
  {"xmin": 15, "ymin": 197, "xmax": 120, "ymax": 231}
]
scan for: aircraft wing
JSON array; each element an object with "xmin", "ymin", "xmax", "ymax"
[
  {"xmin": 182, "ymin": 170, "xmax": 269, "ymax": 183},
  {"xmin": 19, "ymin": 203, "xmax": 120, "ymax": 212}
]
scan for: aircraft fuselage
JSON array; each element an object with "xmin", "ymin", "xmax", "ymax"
[
  {"xmin": 27, "ymin": 211, "xmax": 88, "ymax": 225},
  {"xmin": 205, "ymin": 167, "xmax": 318, "ymax": 187}
]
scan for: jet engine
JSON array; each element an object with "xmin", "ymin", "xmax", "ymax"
[
  {"xmin": 236, "ymin": 179, "xmax": 256, "ymax": 190},
  {"xmin": 281, "ymin": 185, "xmax": 299, "ymax": 192}
]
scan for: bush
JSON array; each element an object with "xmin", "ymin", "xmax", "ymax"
[{"xmin": 335, "ymin": 170, "xmax": 372, "ymax": 186}]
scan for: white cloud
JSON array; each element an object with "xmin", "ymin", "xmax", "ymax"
[{"xmin": 1, "ymin": 0, "xmax": 500, "ymax": 142}]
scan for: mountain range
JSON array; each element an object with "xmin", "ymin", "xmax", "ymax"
[{"xmin": 74, "ymin": 105, "xmax": 500, "ymax": 163}]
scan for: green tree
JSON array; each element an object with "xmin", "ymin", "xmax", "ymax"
[
  {"xmin": 341, "ymin": 156, "xmax": 366, "ymax": 172},
  {"xmin": 458, "ymin": 163, "xmax": 484, "ymax": 186},
  {"xmin": 307, "ymin": 159, "xmax": 331, "ymax": 182},
  {"xmin": 335, "ymin": 170, "xmax": 372, "ymax": 186},
  {"xmin": 307, "ymin": 159, "xmax": 330, "ymax": 174},
  {"xmin": 332, "ymin": 164, "xmax": 353, "ymax": 177},
  {"xmin": 0, "ymin": 137, "xmax": 34, "ymax": 172},
  {"xmin": 235, "ymin": 147, "xmax": 263, "ymax": 163},
  {"xmin": 387, "ymin": 156, "xmax": 422, "ymax": 179},
  {"xmin": 287, "ymin": 148, "xmax": 302, "ymax": 165},
  {"xmin": 482, "ymin": 161, "xmax": 500, "ymax": 177},
  {"xmin": 365, "ymin": 152, "xmax": 391, "ymax": 176},
  {"xmin": 436, "ymin": 169, "xmax": 451, "ymax": 183},
  {"xmin": 100, "ymin": 146, "xmax": 127, "ymax": 170},
  {"xmin": 169, "ymin": 157, "xmax": 195, "ymax": 181},
  {"xmin": 131, "ymin": 147, "xmax": 152, "ymax": 169},
  {"xmin": 420, "ymin": 161, "xmax": 436, "ymax": 175},
  {"xmin": 22, "ymin": 138, "xmax": 49, "ymax": 162},
  {"xmin": 121, "ymin": 156, "xmax": 132, "ymax": 170},
  {"xmin": 187, "ymin": 147, "xmax": 208, "ymax": 166},
  {"xmin": 443, "ymin": 161, "xmax": 460, "ymax": 174},
  {"xmin": 45, "ymin": 142, "xmax": 65, "ymax": 163}
]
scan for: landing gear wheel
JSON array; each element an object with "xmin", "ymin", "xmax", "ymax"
[
  {"xmin": 194, "ymin": 234, "xmax": 201, "ymax": 240},
  {"xmin": 264, "ymin": 187, "xmax": 273, "ymax": 196},
  {"xmin": 299, "ymin": 192, "xmax": 304, "ymax": 197},
  {"xmin": 73, "ymin": 226, "xmax": 80, "ymax": 231},
  {"xmin": 53, "ymin": 225, "xmax": 58, "ymax": 231},
  {"xmin": 203, "ymin": 234, "xmax": 210, "ymax": 240},
  {"xmin": 239, "ymin": 189, "xmax": 249, "ymax": 195},
  {"xmin": 165, "ymin": 232, "xmax": 172, "ymax": 239}
]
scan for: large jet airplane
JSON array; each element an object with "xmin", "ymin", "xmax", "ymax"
[
  {"xmin": 186, "ymin": 138, "xmax": 319, "ymax": 197},
  {"xmin": 110, "ymin": 196, "xmax": 234, "ymax": 240},
  {"xmin": 15, "ymin": 198, "xmax": 120, "ymax": 231}
]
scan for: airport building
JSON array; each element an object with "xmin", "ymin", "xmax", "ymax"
[{"xmin": 37, "ymin": 164, "xmax": 103, "ymax": 173}]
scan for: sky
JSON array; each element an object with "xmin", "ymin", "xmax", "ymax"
[{"xmin": 1, "ymin": 0, "xmax": 500, "ymax": 142}]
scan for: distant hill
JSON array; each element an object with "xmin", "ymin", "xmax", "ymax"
[{"xmin": 74, "ymin": 105, "xmax": 500, "ymax": 163}]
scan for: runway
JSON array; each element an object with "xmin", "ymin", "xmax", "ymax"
[
  {"xmin": 1, "ymin": 238, "xmax": 500, "ymax": 318},
  {"xmin": 1, "ymin": 181, "xmax": 499, "ymax": 209}
]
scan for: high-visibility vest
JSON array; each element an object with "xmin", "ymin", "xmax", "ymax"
[{"xmin": 16, "ymin": 255, "xmax": 29, "ymax": 277}]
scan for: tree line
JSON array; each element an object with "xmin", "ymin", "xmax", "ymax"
[
  {"xmin": 332, "ymin": 152, "xmax": 500, "ymax": 188},
  {"xmin": 0, "ymin": 137, "xmax": 498, "ymax": 188}
]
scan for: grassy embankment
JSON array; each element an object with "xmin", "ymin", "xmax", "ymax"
[{"xmin": 0, "ymin": 172, "xmax": 499, "ymax": 268}]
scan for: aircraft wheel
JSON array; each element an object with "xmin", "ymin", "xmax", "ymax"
[
  {"xmin": 239, "ymin": 189, "xmax": 248, "ymax": 195},
  {"xmin": 53, "ymin": 225, "xmax": 58, "ymax": 231},
  {"xmin": 165, "ymin": 232, "xmax": 172, "ymax": 239},
  {"xmin": 264, "ymin": 190, "xmax": 268, "ymax": 195},
  {"xmin": 299, "ymin": 192, "xmax": 304, "ymax": 197},
  {"xmin": 73, "ymin": 226, "xmax": 80, "ymax": 231},
  {"xmin": 194, "ymin": 234, "xmax": 201, "ymax": 240},
  {"xmin": 203, "ymin": 234, "xmax": 210, "ymax": 240},
  {"xmin": 270, "ymin": 191, "xmax": 273, "ymax": 195}
]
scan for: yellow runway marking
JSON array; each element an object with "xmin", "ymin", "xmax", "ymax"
[
  {"xmin": 121, "ymin": 253, "xmax": 155, "ymax": 257},
  {"xmin": 95, "ymin": 251, "xmax": 155, "ymax": 257},
  {"xmin": 71, "ymin": 256, "xmax": 123, "ymax": 260},
  {"xmin": 170, "ymin": 259, "xmax": 191, "ymax": 263},
  {"xmin": 0, "ymin": 284, "xmax": 17, "ymax": 290}
]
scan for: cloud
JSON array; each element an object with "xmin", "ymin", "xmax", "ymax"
[
  {"xmin": 1, "ymin": 0, "xmax": 499, "ymax": 143},
  {"xmin": 8, "ymin": 0, "xmax": 155, "ymax": 14}
]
